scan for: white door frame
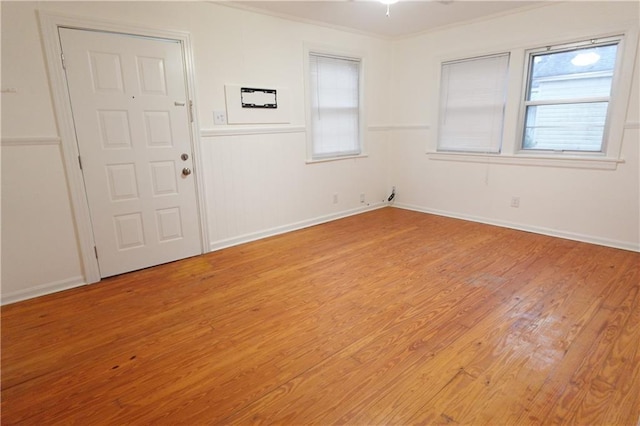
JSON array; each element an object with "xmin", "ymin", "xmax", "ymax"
[{"xmin": 39, "ymin": 11, "xmax": 209, "ymax": 283}]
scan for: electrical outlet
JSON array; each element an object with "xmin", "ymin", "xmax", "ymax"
[
  {"xmin": 333, "ymin": 193, "xmax": 338, "ymax": 204},
  {"xmin": 360, "ymin": 193, "xmax": 365, "ymax": 203},
  {"xmin": 213, "ymin": 110, "xmax": 227, "ymax": 125},
  {"xmin": 511, "ymin": 197, "xmax": 520, "ymax": 208}
]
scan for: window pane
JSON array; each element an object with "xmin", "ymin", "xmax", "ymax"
[
  {"xmin": 438, "ymin": 53, "xmax": 509, "ymax": 153},
  {"xmin": 522, "ymin": 40, "xmax": 620, "ymax": 153},
  {"xmin": 309, "ymin": 53, "xmax": 361, "ymax": 159},
  {"xmin": 523, "ymin": 102, "xmax": 608, "ymax": 151},
  {"xmin": 528, "ymin": 44, "xmax": 618, "ymax": 101},
  {"xmin": 311, "ymin": 109, "xmax": 359, "ymax": 157}
]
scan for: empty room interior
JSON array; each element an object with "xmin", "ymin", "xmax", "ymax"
[{"xmin": 1, "ymin": 0, "xmax": 639, "ymax": 424}]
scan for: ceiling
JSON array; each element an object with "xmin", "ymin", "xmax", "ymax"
[{"xmin": 225, "ymin": 1, "xmax": 545, "ymax": 39}]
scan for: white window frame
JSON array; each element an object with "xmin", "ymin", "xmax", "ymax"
[
  {"xmin": 304, "ymin": 44, "xmax": 366, "ymax": 163},
  {"xmin": 427, "ymin": 27, "xmax": 638, "ymax": 170},
  {"xmin": 518, "ymin": 36, "xmax": 622, "ymax": 155}
]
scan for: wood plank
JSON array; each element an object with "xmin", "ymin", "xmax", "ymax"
[
  {"xmin": 328, "ymin": 235, "xmax": 578, "ymax": 424},
  {"xmin": 456, "ymin": 247, "xmax": 639, "ymax": 425},
  {"xmin": 516, "ymin": 252, "xmax": 640, "ymax": 425},
  {"xmin": 2, "ymin": 208, "xmax": 638, "ymax": 425}
]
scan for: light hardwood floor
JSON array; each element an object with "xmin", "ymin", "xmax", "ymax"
[{"xmin": 2, "ymin": 208, "xmax": 639, "ymax": 424}]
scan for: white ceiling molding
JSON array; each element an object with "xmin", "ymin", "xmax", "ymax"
[{"xmin": 214, "ymin": 1, "xmax": 549, "ymax": 40}]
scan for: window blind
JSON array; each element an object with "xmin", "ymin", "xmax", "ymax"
[
  {"xmin": 438, "ymin": 53, "xmax": 509, "ymax": 153},
  {"xmin": 309, "ymin": 53, "xmax": 361, "ymax": 159}
]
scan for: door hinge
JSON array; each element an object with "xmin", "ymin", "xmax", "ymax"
[
  {"xmin": 61, "ymin": 53, "xmax": 66, "ymax": 70},
  {"xmin": 188, "ymin": 100, "xmax": 194, "ymax": 123},
  {"xmin": 78, "ymin": 155, "xmax": 83, "ymax": 170},
  {"xmin": 94, "ymin": 246, "xmax": 98, "ymax": 259}
]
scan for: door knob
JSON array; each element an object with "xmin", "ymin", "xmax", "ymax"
[{"xmin": 182, "ymin": 168, "xmax": 192, "ymax": 176}]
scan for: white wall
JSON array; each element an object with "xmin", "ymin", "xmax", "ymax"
[
  {"xmin": 2, "ymin": 1, "xmax": 638, "ymax": 304},
  {"xmin": 1, "ymin": 4, "xmax": 86, "ymax": 299},
  {"xmin": 0, "ymin": 1, "xmax": 392, "ymax": 303},
  {"xmin": 388, "ymin": 1, "xmax": 640, "ymax": 250}
]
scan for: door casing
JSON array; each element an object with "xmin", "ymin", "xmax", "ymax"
[{"xmin": 39, "ymin": 10, "xmax": 209, "ymax": 284}]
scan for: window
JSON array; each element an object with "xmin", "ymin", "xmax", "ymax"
[
  {"xmin": 521, "ymin": 38, "xmax": 620, "ymax": 152},
  {"xmin": 308, "ymin": 52, "xmax": 361, "ymax": 160},
  {"xmin": 437, "ymin": 53, "xmax": 510, "ymax": 153},
  {"xmin": 429, "ymin": 32, "xmax": 635, "ymax": 169}
]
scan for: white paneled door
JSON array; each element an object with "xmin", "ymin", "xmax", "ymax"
[{"xmin": 59, "ymin": 28, "xmax": 201, "ymax": 278}]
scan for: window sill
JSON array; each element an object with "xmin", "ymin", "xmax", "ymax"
[
  {"xmin": 427, "ymin": 151, "xmax": 623, "ymax": 170},
  {"xmin": 306, "ymin": 153, "xmax": 368, "ymax": 164}
]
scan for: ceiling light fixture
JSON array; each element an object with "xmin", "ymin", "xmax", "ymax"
[
  {"xmin": 379, "ymin": 0, "xmax": 398, "ymax": 17},
  {"xmin": 571, "ymin": 52, "xmax": 601, "ymax": 67}
]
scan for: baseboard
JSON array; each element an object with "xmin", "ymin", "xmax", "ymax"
[
  {"xmin": 209, "ymin": 202, "xmax": 387, "ymax": 252},
  {"xmin": 2, "ymin": 205, "xmax": 388, "ymax": 304},
  {"xmin": 393, "ymin": 203, "xmax": 640, "ymax": 253},
  {"xmin": 1, "ymin": 276, "xmax": 86, "ymax": 305},
  {"xmin": 5, "ymin": 202, "xmax": 634, "ymax": 305}
]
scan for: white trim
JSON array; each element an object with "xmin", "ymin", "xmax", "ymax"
[
  {"xmin": 524, "ymin": 97, "xmax": 611, "ymax": 107},
  {"xmin": 305, "ymin": 154, "xmax": 369, "ymax": 164},
  {"xmin": 209, "ymin": 202, "xmax": 386, "ymax": 252},
  {"xmin": 427, "ymin": 151, "xmax": 624, "ymax": 170},
  {"xmin": 40, "ymin": 11, "xmax": 101, "ymax": 284},
  {"xmin": 38, "ymin": 10, "xmax": 210, "ymax": 284},
  {"xmin": 200, "ymin": 125, "xmax": 306, "ymax": 137},
  {"xmin": 201, "ymin": 124, "xmax": 434, "ymax": 137},
  {"xmin": 201, "ymin": 121, "xmax": 637, "ymax": 136},
  {"xmin": 218, "ymin": 1, "xmax": 387, "ymax": 40},
  {"xmin": 393, "ymin": 203, "xmax": 639, "ymax": 253},
  {"xmin": 1, "ymin": 276, "xmax": 86, "ymax": 305},
  {"xmin": 528, "ymin": 35, "xmax": 622, "ymax": 54},
  {"xmin": 180, "ymin": 32, "xmax": 211, "ymax": 253},
  {"xmin": 200, "ymin": 119, "xmax": 634, "ymax": 138},
  {"xmin": 219, "ymin": 0, "xmax": 551, "ymax": 41},
  {"xmin": 393, "ymin": 3, "xmax": 553, "ymax": 41},
  {"xmin": 368, "ymin": 124, "xmax": 430, "ymax": 132},
  {"xmin": 1, "ymin": 137, "xmax": 61, "ymax": 146}
]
